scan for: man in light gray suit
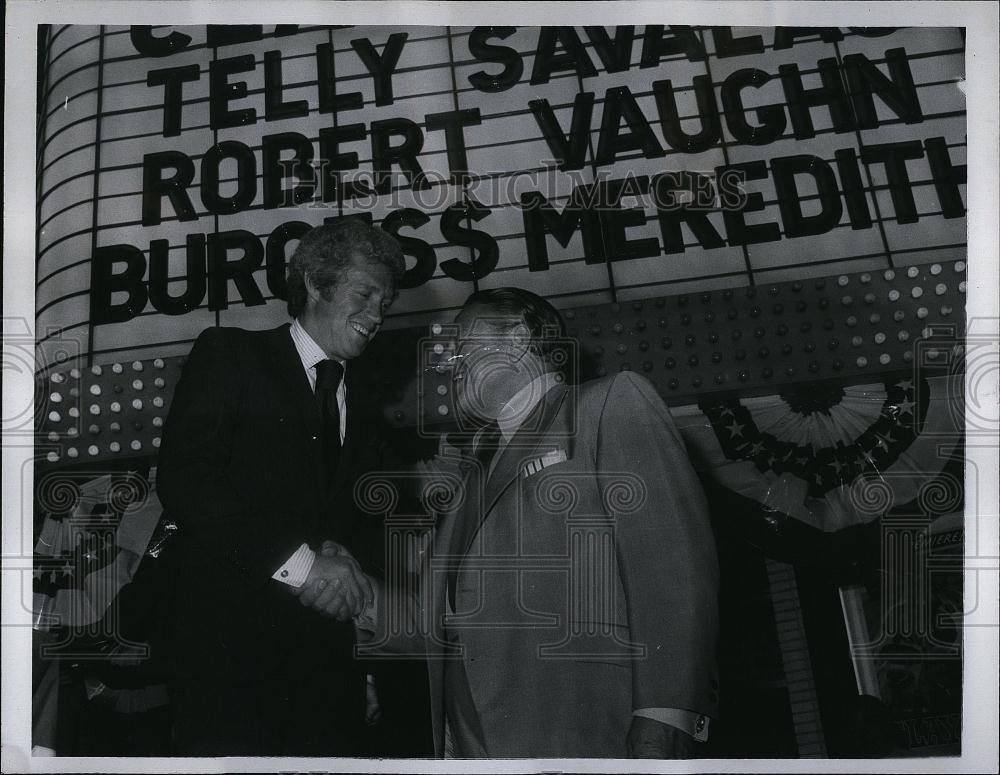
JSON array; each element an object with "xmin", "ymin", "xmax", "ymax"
[{"xmin": 300, "ymin": 287, "xmax": 719, "ymax": 758}]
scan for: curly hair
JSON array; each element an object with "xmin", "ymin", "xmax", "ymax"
[{"xmin": 286, "ymin": 220, "xmax": 405, "ymax": 318}]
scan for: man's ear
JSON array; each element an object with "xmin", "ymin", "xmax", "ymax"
[{"xmin": 303, "ymin": 272, "xmax": 322, "ymax": 304}]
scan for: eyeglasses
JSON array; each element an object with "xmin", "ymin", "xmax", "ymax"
[{"xmin": 423, "ymin": 344, "xmax": 511, "ymax": 374}]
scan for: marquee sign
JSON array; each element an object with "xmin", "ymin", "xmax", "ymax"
[{"xmin": 36, "ymin": 25, "xmax": 966, "ymax": 367}]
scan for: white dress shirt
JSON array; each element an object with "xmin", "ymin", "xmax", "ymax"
[{"xmin": 271, "ymin": 319, "xmax": 346, "ymax": 588}]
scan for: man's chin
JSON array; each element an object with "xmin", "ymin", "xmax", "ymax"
[{"xmin": 349, "ymin": 333, "xmax": 373, "ymax": 355}]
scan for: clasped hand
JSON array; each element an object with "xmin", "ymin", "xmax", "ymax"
[{"xmin": 291, "ymin": 540, "xmax": 372, "ymax": 621}]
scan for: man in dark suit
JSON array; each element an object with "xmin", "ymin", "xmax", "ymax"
[
  {"xmin": 304, "ymin": 287, "xmax": 721, "ymax": 758},
  {"xmin": 156, "ymin": 220, "xmax": 403, "ymax": 755}
]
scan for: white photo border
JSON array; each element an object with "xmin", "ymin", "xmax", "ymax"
[{"xmin": 4, "ymin": 2, "xmax": 998, "ymax": 773}]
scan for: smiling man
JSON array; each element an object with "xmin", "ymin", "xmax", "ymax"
[{"xmin": 156, "ymin": 219, "xmax": 404, "ymax": 755}]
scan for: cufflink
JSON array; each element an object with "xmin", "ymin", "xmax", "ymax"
[
  {"xmin": 696, "ymin": 715, "xmax": 706, "ymax": 733},
  {"xmin": 280, "ymin": 570, "xmax": 289, "ymax": 578}
]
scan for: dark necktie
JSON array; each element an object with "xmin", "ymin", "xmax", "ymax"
[
  {"xmin": 448, "ymin": 420, "xmax": 503, "ymax": 610},
  {"xmin": 315, "ymin": 359, "xmax": 344, "ymax": 482}
]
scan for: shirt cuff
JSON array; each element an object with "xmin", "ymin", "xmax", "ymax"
[
  {"xmin": 271, "ymin": 543, "xmax": 316, "ymax": 588},
  {"xmin": 633, "ymin": 708, "xmax": 710, "ymax": 742}
]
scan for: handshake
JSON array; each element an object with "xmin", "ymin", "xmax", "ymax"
[{"xmin": 290, "ymin": 540, "xmax": 373, "ymax": 621}]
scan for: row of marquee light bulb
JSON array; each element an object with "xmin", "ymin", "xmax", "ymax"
[
  {"xmin": 43, "ymin": 359, "xmax": 170, "ymax": 463},
  {"xmin": 39, "ymin": 262, "xmax": 968, "ymax": 435},
  {"xmin": 417, "ymin": 261, "xmax": 967, "ymax": 418}
]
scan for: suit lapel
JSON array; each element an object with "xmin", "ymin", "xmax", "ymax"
[
  {"xmin": 484, "ymin": 383, "xmax": 570, "ymax": 513},
  {"xmin": 445, "ymin": 455, "xmax": 486, "ymax": 576},
  {"xmin": 264, "ymin": 324, "xmax": 324, "ymax": 491},
  {"xmin": 453, "ymin": 383, "xmax": 571, "ymax": 563}
]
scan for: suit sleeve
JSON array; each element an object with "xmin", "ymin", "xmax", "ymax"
[
  {"xmin": 340, "ymin": 434, "xmax": 389, "ymax": 579},
  {"xmin": 595, "ymin": 371, "xmax": 720, "ymax": 715},
  {"xmin": 156, "ymin": 327, "xmax": 302, "ymax": 586}
]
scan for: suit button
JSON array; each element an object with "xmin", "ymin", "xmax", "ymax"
[{"xmin": 711, "ymin": 679, "xmax": 719, "ymax": 690}]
